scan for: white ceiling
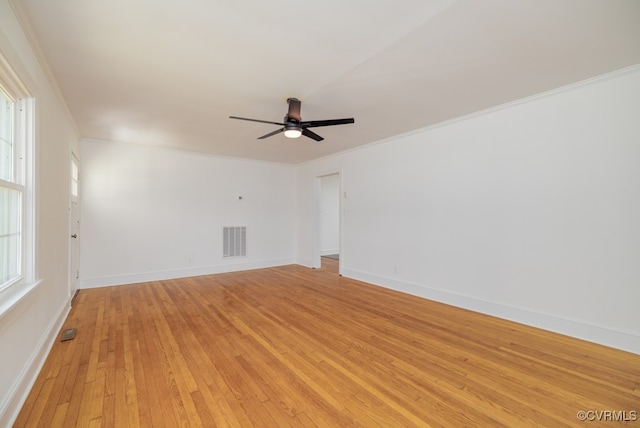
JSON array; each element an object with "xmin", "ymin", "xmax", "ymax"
[{"xmin": 11, "ymin": 0, "xmax": 640, "ymax": 164}]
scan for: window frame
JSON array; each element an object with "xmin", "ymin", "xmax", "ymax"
[{"xmin": 0, "ymin": 59, "xmax": 36, "ymax": 301}]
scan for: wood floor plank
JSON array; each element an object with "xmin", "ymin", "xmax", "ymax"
[{"xmin": 14, "ymin": 261, "xmax": 640, "ymax": 427}]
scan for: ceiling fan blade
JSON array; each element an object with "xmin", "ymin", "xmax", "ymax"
[
  {"xmin": 258, "ymin": 128, "xmax": 285, "ymax": 139},
  {"xmin": 229, "ymin": 116, "xmax": 285, "ymax": 126},
  {"xmin": 287, "ymin": 98, "xmax": 301, "ymax": 122},
  {"xmin": 302, "ymin": 118, "xmax": 355, "ymax": 128},
  {"xmin": 302, "ymin": 128, "xmax": 324, "ymax": 141}
]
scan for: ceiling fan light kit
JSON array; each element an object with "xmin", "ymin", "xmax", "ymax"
[
  {"xmin": 230, "ymin": 98, "xmax": 354, "ymax": 142},
  {"xmin": 284, "ymin": 125, "xmax": 302, "ymax": 139}
]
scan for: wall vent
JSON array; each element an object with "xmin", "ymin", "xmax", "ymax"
[{"xmin": 223, "ymin": 226, "xmax": 247, "ymax": 258}]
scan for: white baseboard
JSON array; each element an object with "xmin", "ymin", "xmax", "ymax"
[
  {"xmin": 79, "ymin": 258, "xmax": 296, "ymax": 289},
  {"xmin": 0, "ymin": 293, "xmax": 71, "ymax": 427},
  {"xmin": 342, "ymin": 268, "xmax": 640, "ymax": 355}
]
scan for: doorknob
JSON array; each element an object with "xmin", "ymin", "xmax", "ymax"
[{"xmin": 71, "ymin": 234, "xmax": 77, "ymax": 239}]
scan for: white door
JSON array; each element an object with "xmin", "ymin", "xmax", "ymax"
[{"xmin": 69, "ymin": 154, "xmax": 80, "ymax": 301}]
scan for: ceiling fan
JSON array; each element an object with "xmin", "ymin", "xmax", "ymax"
[{"xmin": 229, "ymin": 98, "xmax": 354, "ymax": 141}]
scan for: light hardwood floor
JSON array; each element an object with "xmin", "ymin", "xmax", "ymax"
[{"xmin": 16, "ymin": 260, "xmax": 640, "ymax": 427}]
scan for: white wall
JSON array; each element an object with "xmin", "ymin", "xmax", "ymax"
[
  {"xmin": 0, "ymin": 1, "xmax": 80, "ymax": 425},
  {"xmin": 297, "ymin": 66, "xmax": 640, "ymax": 354},
  {"xmin": 320, "ymin": 174, "xmax": 340, "ymax": 255},
  {"xmin": 79, "ymin": 139, "xmax": 296, "ymax": 287}
]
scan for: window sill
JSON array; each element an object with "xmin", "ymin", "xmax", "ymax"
[{"xmin": 0, "ymin": 279, "xmax": 43, "ymax": 322}]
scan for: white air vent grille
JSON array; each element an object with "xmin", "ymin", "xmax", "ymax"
[{"xmin": 223, "ymin": 226, "xmax": 247, "ymax": 258}]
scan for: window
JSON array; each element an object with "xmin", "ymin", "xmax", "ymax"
[
  {"xmin": 0, "ymin": 83, "xmax": 33, "ymax": 292},
  {"xmin": 71, "ymin": 155, "xmax": 79, "ymax": 197}
]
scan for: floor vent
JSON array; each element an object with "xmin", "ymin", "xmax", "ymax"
[
  {"xmin": 61, "ymin": 328, "xmax": 77, "ymax": 342},
  {"xmin": 223, "ymin": 226, "xmax": 247, "ymax": 258}
]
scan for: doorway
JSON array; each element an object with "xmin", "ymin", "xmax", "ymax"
[{"xmin": 314, "ymin": 171, "xmax": 341, "ymax": 274}]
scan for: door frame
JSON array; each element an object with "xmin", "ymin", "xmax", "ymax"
[{"xmin": 312, "ymin": 168, "xmax": 343, "ymax": 274}]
